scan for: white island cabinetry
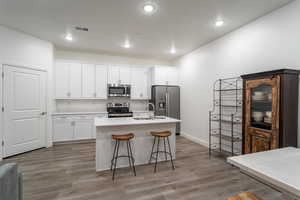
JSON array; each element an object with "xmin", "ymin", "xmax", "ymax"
[{"xmin": 95, "ymin": 117, "xmax": 180, "ymax": 172}]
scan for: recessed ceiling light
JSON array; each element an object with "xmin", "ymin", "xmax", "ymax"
[
  {"xmin": 215, "ymin": 19, "xmax": 224, "ymax": 27},
  {"xmin": 144, "ymin": 4, "xmax": 154, "ymax": 13},
  {"xmin": 170, "ymin": 47, "xmax": 176, "ymax": 54},
  {"xmin": 123, "ymin": 41, "xmax": 131, "ymax": 49},
  {"xmin": 143, "ymin": 1, "xmax": 157, "ymax": 15},
  {"xmin": 65, "ymin": 33, "xmax": 73, "ymax": 41}
]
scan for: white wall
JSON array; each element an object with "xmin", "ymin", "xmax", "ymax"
[
  {"xmin": 175, "ymin": 0, "xmax": 300, "ymax": 146},
  {"xmin": 55, "ymin": 49, "xmax": 171, "ymax": 66},
  {"xmin": 0, "ymin": 25, "xmax": 54, "ymax": 160}
]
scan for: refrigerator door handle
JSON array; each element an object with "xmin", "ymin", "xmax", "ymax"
[{"xmin": 166, "ymin": 92, "xmax": 170, "ymax": 117}]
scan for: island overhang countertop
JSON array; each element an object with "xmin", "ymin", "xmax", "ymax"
[{"xmin": 94, "ymin": 117, "xmax": 181, "ymax": 127}]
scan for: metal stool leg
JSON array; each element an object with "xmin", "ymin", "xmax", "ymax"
[
  {"xmin": 128, "ymin": 140, "xmax": 136, "ymax": 176},
  {"xmin": 163, "ymin": 137, "xmax": 168, "ymax": 161},
  {"xmin": 154, "ymin": 136, "xmax": 160, "ymax": 173},
  {"xmin": 149, "ymin": 136, "xmax": 156, "ymax": 164},
  {"xmin": 126, "ymin": 141, "xmax": 132, "ymax": 169},
  {"xmin": 111, "ymin": 139, "xmax": 118, "ymax": 171},
  {"xmin": 112, "ymin": 140, "xmax": 120, "ymax": 181},
  {"xmin": 167, "ymin": 137, "xmax": 175, "ymax": 170}
]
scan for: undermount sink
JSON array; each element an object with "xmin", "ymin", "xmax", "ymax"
[{"xmin": 133, "ymin": 116, "xmax": 166, "ymax": 120}]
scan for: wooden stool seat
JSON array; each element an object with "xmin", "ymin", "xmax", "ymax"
[
  {"xmin": 227, "ymin": 192, "xmax": 263, "ymax": 200},
  {"xmin": 151, "ymin": 131, "xmax": 171, "ymax": 137},
  {"xmin": 112, "ymin": 133, "xmax": 134, "ymax": 140}
]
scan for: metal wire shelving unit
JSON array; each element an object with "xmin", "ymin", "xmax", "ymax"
[{"xmin": 209, "ymin": 77, "xmax": 243, "ymax": 157}]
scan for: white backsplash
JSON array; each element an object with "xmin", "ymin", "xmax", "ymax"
[{"xmin": 55, "ymin": 99, "xmax": 149, "ymax": 113}]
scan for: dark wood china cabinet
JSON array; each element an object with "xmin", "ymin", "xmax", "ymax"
[{"xmin": 241, "ymin": 69, "xmax": 300, "ymax": 154}]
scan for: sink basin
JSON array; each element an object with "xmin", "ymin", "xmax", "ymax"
[
  {"xmin": 133, "ymin": 116, "xmax": 166, "ymax": 120},
  {"xmin": 133, "ymin": 117, "xmax": 153, "ymax": 120},
  {"xmin": 153, "ymin": 116, "xmax": 166, "ymax": 119}
]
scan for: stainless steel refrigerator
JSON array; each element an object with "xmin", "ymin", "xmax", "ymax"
[{"xmin": 151, "ymin": 85, "xmax": 180, "ymax": 135}]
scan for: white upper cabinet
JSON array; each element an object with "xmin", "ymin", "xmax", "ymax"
[
  {"xmin": 119, "ymin": 66, "xmax": 131, "ymax": 84},
  {"xmin": 152, "ymin": 66, "xmax": 168, "ymax": 85},
  {"xmin": 55, "ymin": 62, "xmax": 82, "ymax": 98},
  {"xmin": 108, "ymin": 65, "xmax": 131, "ymax": 85},
  {"xmin": 167, "ymin": 67, "xmax": 179, "ymax": 86},
  {"xmin": 69, "ymin": 63, "xmax": 82, "ymax": 98},
  {"xmin": 55, "ymin": 61, "xmax": 107, "ymax": 99},
  {"xmin": 131, "ymin": 67, "xmax": 150, "ymax": 100},
  {"xmin": 82, "ymin": 64, "xmax": 95, "ymax": 98},
  {"xmin": 95, "ymin": 65, "xmax": 108, "ymax": 98},
  {"xmin": 152, "ymin": 66, "xmax": 179, "ymax": 86},
  {"xmin": 55, "ymin": 62, "xmax": 69, "ymax": 98},
  {"xmin": 108, "ymin": 66, "xmax": 120, "ymax": 84}
]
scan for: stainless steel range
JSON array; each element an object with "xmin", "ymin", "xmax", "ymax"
[{"xmin": 107, "ymin": 102, "xmax": 133, "ymax": 118}]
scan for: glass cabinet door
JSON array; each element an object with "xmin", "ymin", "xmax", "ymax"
[
  {"xmin": 251, "ymin": 85, "xmax": 272, "ymax": 130},
  {"xmin": 244, "ymin": 76, "xmax": 280, "ymax": 154}
]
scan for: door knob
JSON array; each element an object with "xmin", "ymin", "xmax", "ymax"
[{"xmin": 40, "ymin": 112, "xmax": 47, "ymax": 115}]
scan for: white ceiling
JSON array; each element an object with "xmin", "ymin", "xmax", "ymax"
[{"xmin": 0, "ymin": 0, "xmax": 293, "ymax": 61}]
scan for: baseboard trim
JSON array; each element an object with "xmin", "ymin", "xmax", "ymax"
[
  {"xmin": 53, "ymin": 139, "xmax": 95, "ymax": 146},
  {"xmin": 180, "ymin": 132, "xmax": 209, "ymax": 147}
]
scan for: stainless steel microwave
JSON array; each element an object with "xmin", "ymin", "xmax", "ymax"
[{"xmin": 108, "ymin": 84, "xmax": 131, "ymax": 97}]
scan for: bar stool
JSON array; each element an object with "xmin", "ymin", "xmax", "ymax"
[
  {"xmin": 149, "ymin": 131, "xmax": 175, "ymax": 172},
  {"xmin": 110, "ymin": 133, "xmax": 136, "ymax": 180},
  {"xmin": 227, "ymin": 192, "xmax": 263, "ymax": 200}
]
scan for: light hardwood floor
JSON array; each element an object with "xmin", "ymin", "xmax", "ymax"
[{"xmin": 3, "ymin": 137, "xmax": 282, "ymax": 200}]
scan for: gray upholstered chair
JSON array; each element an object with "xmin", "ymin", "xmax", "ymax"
[{"xmin": 0, "ymin": 163, "xmax": 23, "ymax": 200}]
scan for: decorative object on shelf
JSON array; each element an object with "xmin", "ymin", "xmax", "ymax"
[
  {"xmin": 241, "ymin": 69, "xmax": 300, "ymax": 154},
  {"xmin": 209, "ymin": 77, "xmax": 243, "ymax": 157}
]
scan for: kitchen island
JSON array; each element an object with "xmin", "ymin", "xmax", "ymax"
[{"xmin": 94, "ymin": 117, "xmax": 181, "ymax": 172}]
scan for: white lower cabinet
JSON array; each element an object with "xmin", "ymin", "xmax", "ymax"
[
  {"xmin": 53, "ymin": 114, "xmax": 106, "ymax": 142},
  {"xmin": 53, "ymin": 117, "xmax": 74, "ymax": 142},
  {"xmin": 74, "ymin": 119, "xmax": 94, "ymax": 140}
]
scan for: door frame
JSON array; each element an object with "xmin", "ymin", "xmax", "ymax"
[{"xmin": 0, "ymin": 62, "xmax": 50, "ymax": 159}]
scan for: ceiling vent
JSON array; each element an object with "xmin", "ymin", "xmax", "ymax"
[{"xmin": 75, "ymin": 26, "xmax": 89, "ymax": 32}]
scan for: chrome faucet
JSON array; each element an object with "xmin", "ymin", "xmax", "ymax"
[{"xmin": 147, "ymin": 102, "xmax": 155, "ymax": 112}]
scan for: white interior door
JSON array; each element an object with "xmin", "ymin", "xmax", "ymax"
[{"xmin": 3, "ymin": 65, "xmax": 46, "ymax": 157}]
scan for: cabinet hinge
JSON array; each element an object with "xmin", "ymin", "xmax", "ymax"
[
  {"xmin": 1, "ymin": 141, "xmax": 4, "ymax": 146},
  {"xmin": 1, "ymin": 107, "xmax": 4, "ymax": 112},
  {"xmin": 1, "ymin": 72, "xmax": 4, "ymax": 78}
]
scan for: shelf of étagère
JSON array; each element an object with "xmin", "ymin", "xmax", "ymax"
[
  {"xmin": 211, "ymin": 134, "xmax": 242, "ymax": 143},
  {"xmin": 211, "ymin": 119, "xmax": 242, "ymax": 124},
  {"xmin": 216, "ymin": 105, "xmax": 242, "ymax": 108},
  {"xmin": 211, "ymin": 128, "xmax": 242, "ymax": 135},
  {"xmin": 214, "ymin": 88, "xmax": 243, "ymax": 92},
  {"xmin": 209, "ymin": 147, "xmax": 241, "ymax": 157}
]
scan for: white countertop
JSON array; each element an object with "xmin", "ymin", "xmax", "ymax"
[
  {"xmin": 228, "ymin": 147, "xmax": 300, "ymax": 198},
  {"xmin": 52, "ymin": 111, "xmax": 108, "ymax": 116},
  {"xmin": 94, "ymin": 117, "xmax": 181, "ymax": 127}
]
